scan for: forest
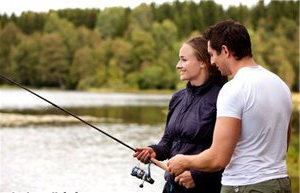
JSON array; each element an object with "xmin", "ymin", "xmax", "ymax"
[{"xmin": 0, "ymin": 0, "xmax": 299, "ymax": 91}]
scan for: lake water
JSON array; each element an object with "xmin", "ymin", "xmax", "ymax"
[
  {"xmin": 1, "ymin": 89, "xmax": 298, "ymax": 193},
  {"xmin": 0, "ymin": 89, "xmax": 171, "ymax": 193}
]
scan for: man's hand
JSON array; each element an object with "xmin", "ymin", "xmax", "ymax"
[
  {"xmin": 174, "ymin": 171, "xmax": 195, "ymax": 189},
  {"xmin": 133, "ymin": 147, "xmax": 156, "ymax": 164},
  {"xmin": 167, "ymin": 154, "xmax": 189, "ymax": 176}
]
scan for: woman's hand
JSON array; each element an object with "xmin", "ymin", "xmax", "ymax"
[
  {"xmin": 133, "ymin": 147, "xmax": 156, "ymax": 164},
  {"xmin": 174, "ymin": 171, "xmax": 196, "ymax": 189}
]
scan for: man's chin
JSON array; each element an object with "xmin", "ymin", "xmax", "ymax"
[{"xmin": 221, "ymin": 71, "xmax": 231, "ymax": 76}]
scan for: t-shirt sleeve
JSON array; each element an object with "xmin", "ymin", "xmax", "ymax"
[{"xmin": 216, "ymin": 82, "xmax": 243, "ymax": 119}]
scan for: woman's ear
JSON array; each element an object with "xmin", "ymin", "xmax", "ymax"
[{"xmin": 199, "ymin": 61, "xmax": 206, "ymax": 68}]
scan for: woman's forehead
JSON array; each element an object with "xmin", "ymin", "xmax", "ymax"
[{"xmin": 179, "ymin": 43, "xmax": 195, "ymax": 57}]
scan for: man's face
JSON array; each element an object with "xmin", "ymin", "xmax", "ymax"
[{"xmin": 207, "ymin": 41, "xmax": 231, "ymax": 76}]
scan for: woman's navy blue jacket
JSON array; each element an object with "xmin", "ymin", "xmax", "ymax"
[{"xmin": 150, "ymin": 78, "xmax": 223, "ymax": 193}]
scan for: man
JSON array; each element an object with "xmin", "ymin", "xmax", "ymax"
[{"xmin": 167, "ymin": 20, "xmax": 292, "ymax": 193}]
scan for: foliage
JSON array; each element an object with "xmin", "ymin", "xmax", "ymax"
[
  {"xmin": 0, "ymin": 0, "xmax": 298, "ymax": 91},
  {"xmin": 38, "ymin": 33, "xmax": 69, "ymax": 87},
  {"xmin": 96, "ymin": 7, "xmax": 129, "ymax": 38}
]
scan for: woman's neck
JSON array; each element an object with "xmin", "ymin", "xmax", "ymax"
[{"xmin": 190, "ymin": 71, "xmax": 209, "ymax": 86}]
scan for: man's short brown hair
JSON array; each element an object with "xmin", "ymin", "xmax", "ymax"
[{"xmin": 203, "ymin": 20, "xmax": 252, "ymax": 60}]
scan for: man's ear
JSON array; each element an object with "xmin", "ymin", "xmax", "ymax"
[{"xmin": 221, "ymin": 45, "xmax": 230, "ymax": 58}]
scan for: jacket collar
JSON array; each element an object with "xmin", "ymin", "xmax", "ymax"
[{"xmin": 186, "ymin": 77, "xmax": 215, "ymax": 96}]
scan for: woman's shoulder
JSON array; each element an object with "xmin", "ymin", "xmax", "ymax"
[
  {"xmin": 169, "ymin": 88, "xmax": 186, "ymax": 108},
  {"xmin": 194, "ymin": 83, "xmax": 222, "ymax": 112},
  {"xmin": 172, "ymin": 87, "xmax": 186, "ymax": 98},
  {"xmin": 204, "ymin": 83, "xmax": 222, "ymax": 101}
]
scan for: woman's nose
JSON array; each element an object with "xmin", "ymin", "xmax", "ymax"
[{"xmin": 176, "ymin": 61, "xmax": 182, "ymax": 69}]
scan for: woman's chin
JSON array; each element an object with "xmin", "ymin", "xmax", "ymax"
[{"xmin": 180, "ymin": 76, "xmax": 188, "ymax": 81}]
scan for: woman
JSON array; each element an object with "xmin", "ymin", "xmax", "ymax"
[{"xmin": 134, "ymin": 36, "xmax": 226, "ymax": 193}]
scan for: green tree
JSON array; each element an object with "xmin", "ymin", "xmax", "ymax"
[
  {"xmin": 269, "ymin": 45, "xmax": 295, "ymax": 89},
  {"xmin": 155, "ymin": 47, "xmax": 178, "ymax": 89},
  {"xmin": 75, "ymin": 26, "xmax": 102, "ymax": 49},
  {"xmin": 110, "ymin": 38, "xmax": 133, "ymax": 73},
  {"xmin": 151, "ymin": 19, "xmax": 177, "ymax": 56},
  {"xmin": 70, "ymin": 46, "xmax": 94, "ymax": 88},
  {"xmin": 189, "ymin": 1, "xmax": 205, "ymax": 32},
  {"xmin": 138, "ymin": 46, "xmax": 178, "ymax": 90},
  {"xmin": 173, "ymin": 1, "xmax": 193, "ymax": 37},
  {"xmin": 16, "ymin": 12, "xmax": 45, "ymax": 34},
  {"xmin": 44, "ymin": 12, "xmax": 77, "ymax": 63},
  {"xmin": 151, "ymin": 2, "xmax": 173, "ymax": 22},
  {"xmin": 274, "ymin": 18, "xmax": 299, "ymax": 90},
  {"xmin": 138, "ymin": 65, "xmax": 164, "ymax": 89},
  {"xmin": 96, "ymin": 7, "xmax": 128, "ymax": 38},
  {"xmin": 57, "ymin": 8, "xmax": 99, "ymax": 29},
  {"xmin": 227, "ymin": 5, "xmax": 250, "ymax": 25},
  {"xmin": 0, "ymin": 14, "xmax": 9, "ymax": 28},
  {"xmin": 0, "ymin": 22, "xmax": 23, "ymax": 80},
  {"xmin": 38, "ymin": 33, "xmax": 69, "ymax": 87},
  {"xmin": 92, "ymin": 45, "xmax": 106, "ymax": 87},
  {"xmin": 126, "ymin": 25, "xmax": 156, "ymax": 71},
  {"xmin": 69, "ymin": 45, "xmax": 106, "ymax": 89},
  {"xmin": 250, "ymin": 20, "xmax": 268, "ymax": 68},
  {"xmin": 0, "ymin": 1, "xmax": 298, "ymax": 92},
  {"xmin": 200, "ymin": 1, "xmax": 224, "ymax": 28},
  {"xmin": 130, "ymin": 3, "xmax": 153, "ymax": 31},
  {"xmin": 250, "ymin": 0, "xmax": 266, "ymax": 30},
  {"xmin": 11, "ymin": 33, "xmax": 41, "ymax": 85},
  {"xmin": 106, "ymin": 58, "xmax": 124, "ymax": 88}
]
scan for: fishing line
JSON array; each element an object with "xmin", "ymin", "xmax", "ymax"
[
  {"xmin": 0, "ymin": 73, "xmax": 168, "ymax": 185},
  {"xmin": 0, "ymin": 73, "xmax": 135, "ymax": 151}
]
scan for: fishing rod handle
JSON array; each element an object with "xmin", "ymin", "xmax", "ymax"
[{"xmin": 150, "ymin": 158, "xmax": 168, "ymax": 171}]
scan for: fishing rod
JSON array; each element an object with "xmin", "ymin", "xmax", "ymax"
[{"xmin": 0, "ymin": 73, "xmax": 167, "ymax": 187}]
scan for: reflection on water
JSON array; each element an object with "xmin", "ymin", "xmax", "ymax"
[
  {"xmin": 4, "ymin": 106, "xmax": 168, "ymax": 125},
  {"xmin": 0, "ymin": 89, "xmax": 171, "ymax": 192},
  {"xmin": 1, "ymin": 124, "xmax": 166, "ymax": 192},
  {"xmin": 0, "ymin": 89, "xmax": 171, "ymax": 110}
]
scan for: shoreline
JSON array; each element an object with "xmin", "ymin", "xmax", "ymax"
[{"xmin": 0, "ymin": 113, "xmax": 122, "ymax": 127}]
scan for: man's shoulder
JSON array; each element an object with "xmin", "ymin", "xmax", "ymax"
[
  {"xmin": 217, "ymin": 79, "xmax": 246, "ymax": 108},
  {"xmin": 220, "ymin": 78, "xmax": 244, "ymax": 93}
]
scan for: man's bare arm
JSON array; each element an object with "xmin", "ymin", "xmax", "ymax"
[{"xmin": 168, "ymin": 117, "xmax": 241, "ymax": 175}]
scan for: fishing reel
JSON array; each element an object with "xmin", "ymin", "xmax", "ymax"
[{"xmin": 131, "ymin": 162, "xmax": 154, "ymax": 188}]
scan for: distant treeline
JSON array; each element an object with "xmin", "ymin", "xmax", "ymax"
[{"xmin": 0, "ymin": 0, "xmax": 299, "ymax": 91}]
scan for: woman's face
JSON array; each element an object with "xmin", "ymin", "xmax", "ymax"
[{"xmin": 176, "ymin": 43, "xmax": 206, "ymax": 84}]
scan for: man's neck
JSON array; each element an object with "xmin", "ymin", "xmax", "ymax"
[{"xmin": 230, "ymin": 57, "xmax": 257, "ymax": 76}]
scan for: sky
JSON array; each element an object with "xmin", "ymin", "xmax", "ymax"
[{"xmin": 0, "ymin": 0, "xmax": 271, "ymax": 16}]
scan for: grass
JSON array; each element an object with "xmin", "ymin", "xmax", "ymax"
[
  {"xmin": 288, "ymin": 93, "xmax": 299, "ymax": 193},
  {"xmin": 292, "ymin": 92, "xmax": 300, "ymax": 110},
  {"xmin": 287, "ymin": 130, "xmax": 299, "ymax": 193}
]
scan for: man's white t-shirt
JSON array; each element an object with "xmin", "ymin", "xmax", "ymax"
[{"xmin": 217, "ymin": 65, "xmax": 292, "ymax": 186}]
